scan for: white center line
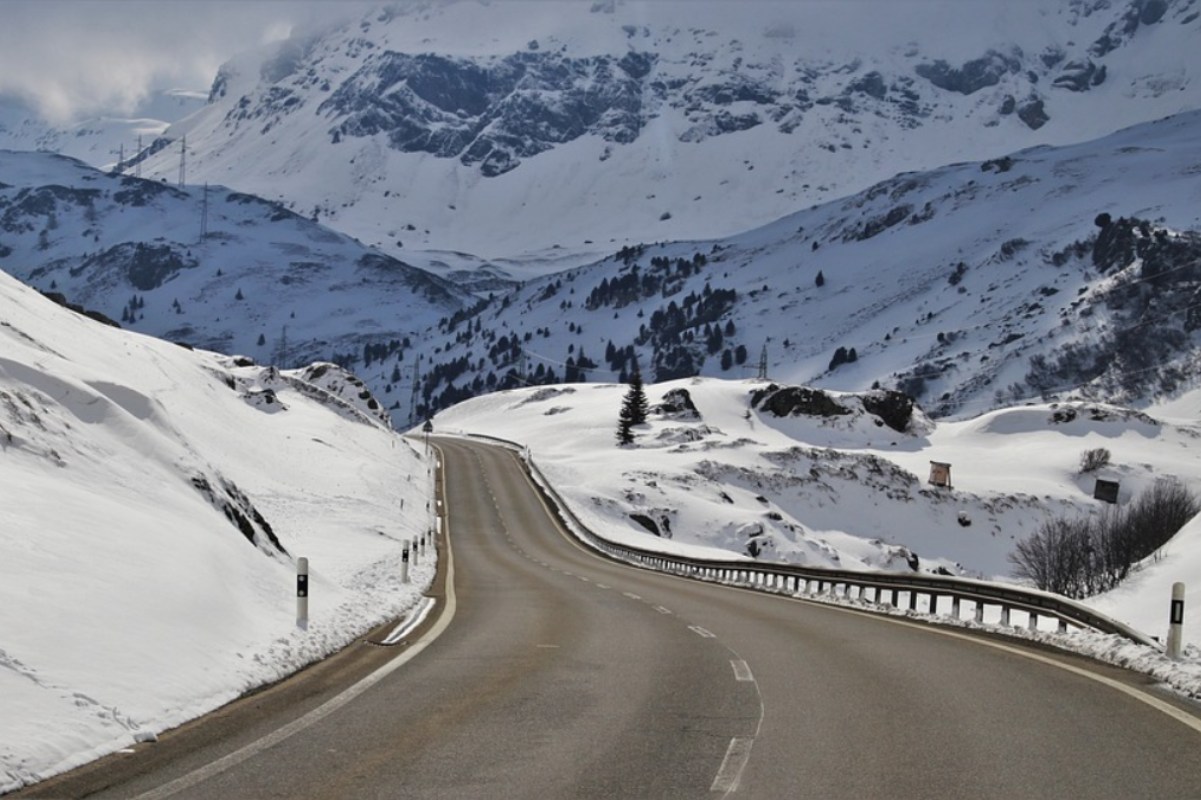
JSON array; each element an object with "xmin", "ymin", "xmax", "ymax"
[{"xmin": 711, "ymin": 737, "xmax": 754, "ymax": 793}]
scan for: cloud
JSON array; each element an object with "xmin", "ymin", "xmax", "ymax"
[{"xmin": 0, "ymin": 0, "xmax": 371, "ymax": 124}]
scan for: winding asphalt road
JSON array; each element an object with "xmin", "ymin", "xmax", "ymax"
[{"xmin": 21, "ymin": 436, "xmax": 1201, "ymax": 799}]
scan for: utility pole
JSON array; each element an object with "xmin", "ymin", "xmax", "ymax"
[
  {"xmin": 757, "ymin": 344, "xmax": 769, "ymax": 381},
  {"xmin": 110, "ymin": 143, "xmax": 124, "ymax": 174},
  {"xmin": 178, "ymin": 135, "xmax": 187, "ymax": 188},
  {"xmin": 274, "ymin": 324, "xmax": 289, "ymax": 367},
  {"xmin": 198, "ymin": 182, "xmax": 209, "ymax": 243},
  {"xmin": 135, "ymin": 135, "xmax": 142, "ymax": 178}
]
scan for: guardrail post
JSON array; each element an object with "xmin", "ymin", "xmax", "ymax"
[
  {"xmin": 1167, "ymin": 582, "xmax": 1185, "ymax": 660},
  {"xmin": 296, "ymin": 557, "xmax": 309, "ymax": 630}
]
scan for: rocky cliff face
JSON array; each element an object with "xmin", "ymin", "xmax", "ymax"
[{"xmin": 125, "ymin": 0, "xmax": 1201, "ymax": 264}]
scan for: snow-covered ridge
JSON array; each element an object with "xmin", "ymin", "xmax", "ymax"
[
  {"xmin": 130, "ymin": 0, "xmax": 1201, "ymax": 262},
  {"xmin": 387, "ymin": 109, "xmax": 1201, "ymax": 423},
  {"xmin": 433, "ymin": 375, "xmax": 1201, "ymax": 646},
  {"xmin": 0, "ymin": 269, "xmax": 434, "ymax": 792},
  {"xmin": 0, "ymin": 149, "xmax": 471, "ymax": 385}
]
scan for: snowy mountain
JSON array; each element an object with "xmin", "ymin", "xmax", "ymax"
[
  {"xmin": 0, "ymin": 89, "xmax": 206, "ymax": 171},
  {"xmin": 8, "ymin": 107, "xmax": 1201, "ymax": 427},
  {"xmin": 383, "ymin": 109, "xmax": 1201, "ymax": 422},
  {"xmin": 0, "ymin": 150, "xmax": 471, "ymax": 379},
  {"xmin": 130, "ymin": 0, "xmax": 1201, "ymax": 270},
  {"xmin": 0, "ymin": 268, "xmax": 435, "ymax": 792}
]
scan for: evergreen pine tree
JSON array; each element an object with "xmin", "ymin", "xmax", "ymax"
[
  {"xmin": 616, "ymin": 363, "xmax": 648, "ymax": 445},
  {"xmin": 815, "ymin": 270, "xmax": 825, "ymax": 288},
  {"xmin": 627, "ymin": 364, "xmax": 648, "ymax": 425}
]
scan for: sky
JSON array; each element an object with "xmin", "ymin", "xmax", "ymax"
[{"xmin": 0, "ymin": 0, "xmax": 373, "ymax": 124}]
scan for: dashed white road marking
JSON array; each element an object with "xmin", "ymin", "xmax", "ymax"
[
  {"xmin": 730, "ymin": 660, "xmax": 754, "ymax": 682},
  {"xmin": 689, "ymin": 625, "xmax": 717, "ymax": 639},
  {"xmin": 711, "ymin": 737, "xmax": 754, "ymax": 793},
  {"xmin": 623, "ymin": 592, "xmax": 642, "ymax": 600},
  {"xmin": 654, "ymin": 605, "xmax": 673, "ymax": 615}
]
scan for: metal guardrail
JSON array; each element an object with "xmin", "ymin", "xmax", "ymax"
[{"xmin": 459, "ymin": 432, "xmax": 1158, "ymax": 649}]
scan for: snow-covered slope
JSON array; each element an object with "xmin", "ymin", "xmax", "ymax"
[
  {"xmin": 0, "ymin": 269, "xmax": 435, "ymax": 792},
  {"xmin": 434, "ymin": 376, "xmax": 1201, "ymax": 645},
  {"xmin": 382, "ymin": 109, "xmax": 1201, "ymax": 422},
  {"xmin": 132, "ymin": 0, "xmax": 1201, "ymax": 268},
  {"xmin": 0, "ymin": 149, "xmax": 471, "ymax": 381}
]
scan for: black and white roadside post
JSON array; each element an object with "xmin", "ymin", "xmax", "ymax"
[
  {"xmin": 297, "ymin": 557, "xmax": 309, "ymax": 631},
  {"xmin": 411, "ymin": 537, "xmax": 419, "ymax": 567},
  {"xmin": 420, "ymin": 530, "xmax": 427, "ymax": 560},
  {"xmin": 1167, "ymin": 582, "xmax": 1185, "ymax": 660},
  {"xmin": 401, "ymin": 542, "xmax": 410, "ymax": 584},
  {"xmin": 422, "ymin": 419, "xmax": 433, "ymax": 455}
]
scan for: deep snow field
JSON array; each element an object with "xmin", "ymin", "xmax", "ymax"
[
  {"xmin": 0, "ymin": 270, "xmax": 434, "ymax": 793},
  {"xmin": 433, "ymin": 376, "xmax": 1201, "ymax": 650}
]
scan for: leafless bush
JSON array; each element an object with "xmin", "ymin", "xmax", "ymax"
[
  {"xmin": 1010, "ymin": 479, "xmax": 1198, "ymax": 598},
  {"xmin": 1079, "ymin": 447, "xmax": 1110, "ymax": 473}
]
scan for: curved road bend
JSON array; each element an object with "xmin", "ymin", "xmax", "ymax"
[{"xmin": 22, "ymin": 436, "xmax": 1201, "ymax": 799}]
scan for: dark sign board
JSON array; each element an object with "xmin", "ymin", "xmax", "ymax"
[{"xmin": 1094, "ymin": 479, "xmax": 1120, "ymax": 504}]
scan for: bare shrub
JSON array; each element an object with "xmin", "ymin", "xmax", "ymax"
[
  {"xmin": 1079, "ymin": 447, "xmax": 1111, "ymax": 473},
  {"xmin": 1010, "ymin": 479, "xmax": 1199, "ymax": 598}
]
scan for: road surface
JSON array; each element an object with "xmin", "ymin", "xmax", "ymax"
[{"xmin": 21, "ymin": 436, "xmax": 1201, "ymax": 799}]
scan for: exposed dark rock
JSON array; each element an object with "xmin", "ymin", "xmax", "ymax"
[
  {"xmin": 1017, "ymin": 96, "xmax": 1049, "ymax": 130},
  {"xmin": 862, "ymin": 390, "xmax": 915, "ymax": 433},
  {"xmin": 1053, "ymin": 60, "xmax": 1107, "ymax": 92},
  {"xmin": 319, "ymin": 49, "xmax": 651, "ymax": 176},
  {"xmin": 190, "ymin": 474, "xmax": 288, "ymax": 555},
  {"xmin": 751, "ymin": 384, "xmax": 850, "ymax": 419},
  {"xmin": 654, "ymin": 387, "xmax": 700, "ymax": 420},
  {"xmin": 67, "ymin": 242, "xmax": 198, "ymax": 292},
  {"xmin": 846, "ymin": 70, "xmax": 888, "ymax": 100},
  {"xmin": 914, "ymin": 50, "xmax": 1021, "ymax": 95},
  {"xmin": 844, "ymin": 204, "xmax": 912, "ymax": 242},
  {"xmin": 39, "ymin": 291, "xmax": 121, "ymax": 328}
]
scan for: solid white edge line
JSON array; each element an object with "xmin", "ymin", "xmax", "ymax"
[
  {"xmin": 913, "ymin": 617, "xmax": 1201, "ymax": 735},
  {"xmin": 131, "ymin": 450, "xmax": 459, "ymax": 800},
  {"xmin": 710, "ymin": 737, "xmax": 754, "ymax": 793},
  {"xmin": 780, "ymin": 592, "xmax": 1201, "ymax": 736}
]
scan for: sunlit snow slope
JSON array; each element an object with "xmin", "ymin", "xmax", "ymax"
[{"xmin": 0, "ymin": 269, "xmax": 434, "ymax": 792}]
